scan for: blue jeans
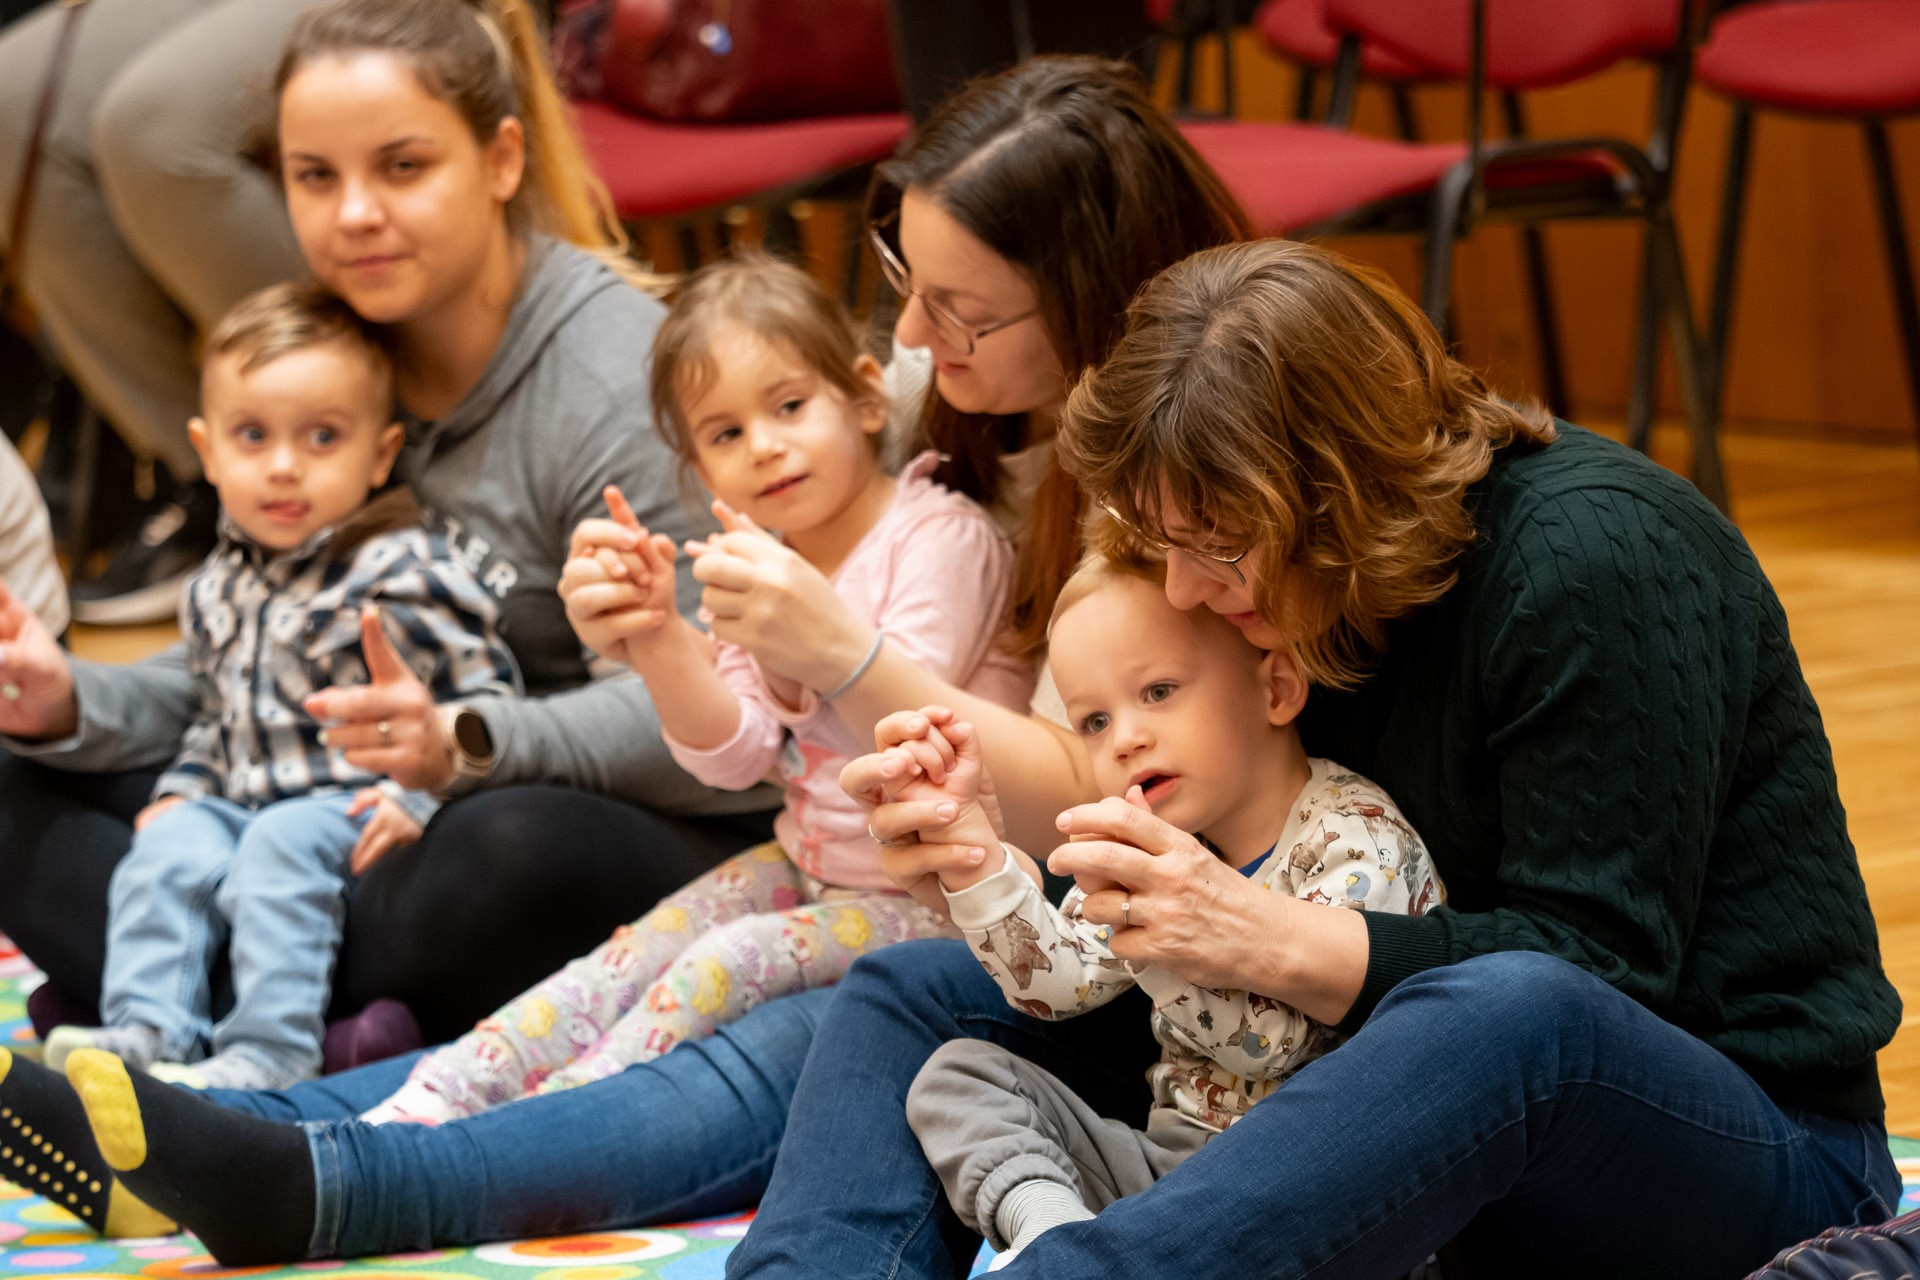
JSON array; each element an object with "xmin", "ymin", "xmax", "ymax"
[
  {"xmin": 728, "ymin": 942, "xmax": 1900, "ymax": 1280},
  {"xmin": 104, "ymin": 792, "xmax": 360, "ymax": 1072},
  {"xmin": 209, "ymin": 984, "xmax": 836, "ymax": 1256}
]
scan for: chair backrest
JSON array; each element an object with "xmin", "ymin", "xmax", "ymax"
[{"xmin": 1324, "ymin": 0, "xmax": 1683, "ymax": 90}]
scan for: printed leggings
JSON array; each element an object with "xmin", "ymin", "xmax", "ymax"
[{"xmin": 377, "ymin": 842, "xmax": 955, "ymax": 1121}]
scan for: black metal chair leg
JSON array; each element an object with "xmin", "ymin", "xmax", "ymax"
[
  {"xmin": 1499, "ymin": 93, "xmax": 1570, "ymax": 416},
  {"xmin": 1294, "ymin": 66, "xmax": 1320, "ymax": 122},
  {"xmin": 1705, "ymin": 102, "xmax": 1754, "ymax": 421},
  {"xmin": 1625, "ymin": 223, "xmax": 1663, "ymax": 455},
  {"xmin": 1651, "ymin": 209, "xmax": 1728, "ymax": 512},
  {"xmin": 1421, "ymin": 167, "xmax": 1473, "ymax": 338},
  {"xmin": 1390, "ymin": 84, "xmax": 1419, "ymax": 142},
  {"xmin": 1863, "ymin": 119, "xmax": 1920, "ymax": 451}
]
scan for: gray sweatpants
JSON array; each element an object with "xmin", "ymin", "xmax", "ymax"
[
  {"xmin": 906, "ymin": 1038, "xmax": 1214, "ymax": 1250},
  {"xmin": 0, "ymin": 0, "xmax": 309, "ymax": 477}
]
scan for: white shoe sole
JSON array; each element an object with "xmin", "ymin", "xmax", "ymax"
[{"xmin": 68, "ymin": 574, "xmax": 189, "ymax": 627}]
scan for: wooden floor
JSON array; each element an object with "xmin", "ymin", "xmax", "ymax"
[{"xmin": 65, "ymin": 424, "xmax": 1920, "ymax": 1130}]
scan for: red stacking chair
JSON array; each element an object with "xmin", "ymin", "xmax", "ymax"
[
  {"xmin": 572, "ymin": 103, "xmax": 908, "ymax": 226},
  {"xmin": 1694, "ymin": 0, "xmax": 1920, "ymax": 446},
  {"xmin": 1251, "ymin": 0, "xmax": 1572, "ymax": 414},
  {"xmin": 1178, "ymin": 0, "xmax": 1729, "ymax": 511}
]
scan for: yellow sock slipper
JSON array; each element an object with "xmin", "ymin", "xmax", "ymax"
[
  {"xmin": 65, "ymin": 1049, "xmax": 148, "ymax": 1171},
  {"xmin": 0, "ymin": 1048, "xmax": 176, "ymax": 1237},
  {"xmin": 63, "ymin": 1045, "xmax": 319, "ymax": 1265}
]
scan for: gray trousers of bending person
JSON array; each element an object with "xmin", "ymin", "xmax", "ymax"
[
  {"xmin": 906, "ymin": 1038, "xmax": 1214, "ymax": 1251},
  {"xmin": 0, "ymin": 0, "xmax": 308, "ymax": 480}
]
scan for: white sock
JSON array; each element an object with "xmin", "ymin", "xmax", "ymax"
[
  {"xmin": 991, "ymin": 1177, "xmax": 1094, "ymax": 1266},
  {"xmin": 150, "ymin": 1046, "xmax": 309, "ymax": 1091},
  {"xmin": 359, "ymin": 1076, "xmax": 462, "ymax": 1126},
  {"xmin": 45, "ymin": 1024, "xmax": 166, "ymax": 1072}
]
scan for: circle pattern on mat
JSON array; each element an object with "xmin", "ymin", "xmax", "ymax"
[
  {"xmin": 473, "ymin": 1233, "xmax": 687, "ymax": 1266},
  {"xmin": 532, "ymin": 1266, "xmax": 642, "ymax": 1280},
  {"xmin": 0, "ymin": 1245, "xmax": 124, "ymax": 1272},
  {"xmin": 138, "ymin": 1254, "xmax": 278, "ymax": 1277},
  {"xmin": 362, "ymin": 1249, "xmax": 462, "ymax": 1266},
  {"xmin": 671, "ymin": 1213, "xmax": 752, "ymax": 1241}
]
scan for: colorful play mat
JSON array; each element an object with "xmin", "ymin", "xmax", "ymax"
[{"xmin": 0, "ymin": 934, "xmax": 1912, "ymax": 1278}]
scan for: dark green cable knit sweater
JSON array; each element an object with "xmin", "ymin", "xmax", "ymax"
[{"xmin": 1301, "ymin": 424, "xmax": 1899, "ymax": 1120}]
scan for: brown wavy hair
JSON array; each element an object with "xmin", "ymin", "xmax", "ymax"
[
  {"xmin": 868, "ymin": 56, "xmax": 1249, "ymax": 658},
  {"xmin": 1060, "ymin": 239, "xmax": 1556, "ymax": 689},
  {"xmin": 273, "ymin": 0, "xmax": 653, "ymax": 290}
]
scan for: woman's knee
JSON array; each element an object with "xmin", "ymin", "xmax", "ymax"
[{"xmin": 1371, "ymin": 951, "xmax": 1622, "ymax": 1060}]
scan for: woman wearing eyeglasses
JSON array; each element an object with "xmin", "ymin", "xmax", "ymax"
[
  {"xmin": 10, "ymin": 57, "xmax": 1251, "ymax": 1263},
  {"xmin": 723, "ymin": 245, "xmax": 1901, "ymax": 1275}
]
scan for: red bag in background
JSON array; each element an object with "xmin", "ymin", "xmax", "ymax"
[{"xmin": 578, "ymin": 0, "xmax": 901, "ymax": 122}]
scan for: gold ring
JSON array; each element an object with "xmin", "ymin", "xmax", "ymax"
[
  {"xmin": 377, "ymin": 719, "xmax": 392, "ymax": 744},
  {"xmin": 1121, "ymin": 895, "xmax": 1133, "ymax": 928}
]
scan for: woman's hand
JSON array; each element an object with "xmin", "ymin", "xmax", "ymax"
[
  {"xmin": 558, "ymin": 486, "xmax": 680, "ymax": 669},
  {"xmin": 1049, "ymin": 795, "xmax": 1302, "ymax": 996},
  {"xmin": 346, "ymin": 787, "xmax": 425, "ymax": 874},
  {"xmin": 0, "ymin": 580, "xmax": 78, "ymax": 741},
  {"xmin": 689, "ymin": 501, "xmax": 873, "ymax": 691},
  {"xmin": 303, "ymin": 605, "xmax": 454, "ymax": 793}
]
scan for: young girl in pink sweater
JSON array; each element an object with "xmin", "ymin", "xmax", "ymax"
[{"xmin": 365, "ymin": 253, "xmax": 1031, "ymax": 1124}]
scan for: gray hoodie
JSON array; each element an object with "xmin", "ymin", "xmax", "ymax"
[{"xmin": 18, "ymin": 238, "xmax": 773, "ymax": 817}]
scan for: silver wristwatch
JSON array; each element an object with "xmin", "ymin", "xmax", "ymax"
[{"xmin": 438, "ymin": 704, "xmax": 496, "ymax": 787}]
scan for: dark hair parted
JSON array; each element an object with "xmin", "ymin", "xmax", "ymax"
[
  {"xmin": 1061, "ymin": 239, "xmax": 1557, "ymax": 689},
  {"xmin": 868, "ymin": 55, "xmax": 1249, "ymax": 658},
  {"xmin": 650, "ymin": 249, "xmax": 886, "ymax": 493},
  {"xmin": 273, "ymin": 0, "xmax": 650, "ymax": 288}
]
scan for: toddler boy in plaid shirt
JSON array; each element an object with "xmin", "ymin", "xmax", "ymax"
[{"xmin": 45, "ymin": 283, "xmax": 520, "ymax": 1090}]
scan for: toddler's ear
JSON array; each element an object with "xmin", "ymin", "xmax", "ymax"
[
  {"xmin": 854, "ymin": 353, "xmax": 889, "ymax": 436},
  {"xmin": 1261, "ymin": 648, "xmax": 1309, "ymax": 727},
  {"xmin": 187, "ymin": 417, "xmax": 218, "ymax": 485},
  {"xmin": 370, "ymin": 422, "xmax": 405, "ymax": 487}
]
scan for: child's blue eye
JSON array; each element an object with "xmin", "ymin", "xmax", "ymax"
[
  {"xmin": 1078, "ymin": 711, "xmax": 1110, "ymax": 736},
  {"xmin": 1144, "ymin": 682, "xmax": 1175, "ymax": 703},
  {"xmin": 236, "ymin": 424, "xmax": 267, "ymax": 444},
  {"xmin": 309, "ymin": 427, "xmax": 339, "ymax": 447}
]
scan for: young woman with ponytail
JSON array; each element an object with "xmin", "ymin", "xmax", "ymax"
[{"xmin": 0, "ymin": 0, "xmax": 777, "ymax": 1048}]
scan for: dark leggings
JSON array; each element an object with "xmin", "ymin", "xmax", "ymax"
[{"xmin": 0, "ymin": 751, "xmax": 776, "ymax": 1042}]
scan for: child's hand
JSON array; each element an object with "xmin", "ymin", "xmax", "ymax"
[
  {"xmin": 134, "ymin": 795, "xmax": 186, "ymax": 832},
  {"xmin": 346, "ymin": 788, "xmax": 425, "ymax": 875},
  {"xmin": 558, "ymin": 486, "xmax": 680, "ymax": 669},
  {"xmin": 877, "ymin": 715, "xmax": 1005, "ymax": 892},
  {"xmin": 688, "ymin": 501, "xmax": 871, "ymax": 692}
]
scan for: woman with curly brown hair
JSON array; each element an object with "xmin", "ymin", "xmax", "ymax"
[{"xmin": 731, "ymin": 239, "xmax": 1902, "ymax": 1278}]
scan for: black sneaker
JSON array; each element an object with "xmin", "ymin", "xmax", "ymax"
[{"xmin": 68, "ymin": 475, "xmax": 219, "ymax": 626}]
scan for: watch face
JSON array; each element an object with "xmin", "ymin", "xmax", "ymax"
[{"xmin": 453, "ymin": 710, "xmax": 493, "ymax": 760}]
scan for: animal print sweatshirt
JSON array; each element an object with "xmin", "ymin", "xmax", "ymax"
[{"xmin": 942, "ymin": 758, "xmax": 1443, "ymax": 1133}]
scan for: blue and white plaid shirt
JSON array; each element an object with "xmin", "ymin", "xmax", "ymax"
[{"xmin": 156, "ymin": 489, "xmax": 521, "ymax": 824}]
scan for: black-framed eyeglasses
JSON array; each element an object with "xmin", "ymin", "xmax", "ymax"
[
  {"xmin": 1099, "ymin": 501, "xmax": 1251, "ymax": 585},
  {"xmin": 868, "ymin": 222, "xmax": 1039, "ymax": 357}
]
